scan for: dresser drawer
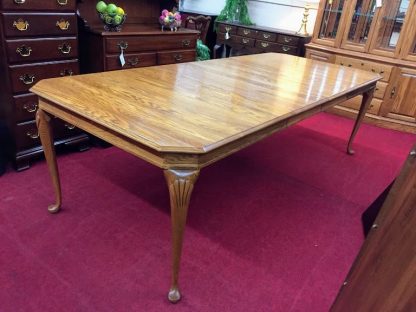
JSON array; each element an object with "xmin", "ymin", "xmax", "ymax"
[
  {"xmin": 9, "ymin": 59, "xmax": 79, "ymax": 93},
  {"xmin": 339, "ymin": 96, "xmax": 382, "ymax": 115},
  {"xmin": 105, "ymin": 35, "xmax": 196, "ymax": 54},
  {"xmin": 255, "ymin": 41, "xmax": 298, "ymax": 55},
  {"xmin": 217, "ymin": 23, "xmax": 237, "ymax": 35},
  {"xmin": 105, "ymin": 52, "xmax": 157, "ymax": 71},
  {"xmin": 277, "ymin": 34, "xmax": 299, "ymax": 46},
  {"xmin": 237, "ymin": 27, "xmax": 257, "ymax": 39},
  {"xmin": 335, "ymin": 55, "xmax": 392, "ymax": 82},
  {"xmin": 157, "ymin": 50, "xmax": 195, "ymax": 65},
  {"xmin": 256, "ymin": 31, "xmax": 277, "ymax": 42},
  {"xmin": 52, "ymin": 117, "xmax": 83, "ymax": 140},
  {"xmin": 15, "ymin": 120, "xmax": 40, "ymax": 150},
  {"xmin": 231, "ymin": 35, "xmax": 255, "ymax": 47},
  {"xmin": 6, "ymin": 37, "xmax": 78, "ymax": 63},
  {"xmin": 2, "ymin": 13, "xmax": 77, "ymax": 38},
  {"xmin": 13, "ymin": 93, "xmax": 38, "ymax": 123},
  {"xmin": 0, "ymin": 0, "xmax": 76, "ymax": 11}
]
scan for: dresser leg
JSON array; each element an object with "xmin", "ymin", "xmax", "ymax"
[
  {"xmin": 164, "ymin": 169, "xmax": 200, "ymax": 303},
  {"xmin": 36, "ymin": 109, "xmax": 62, "ymax": 214},
  {"xmin": 347, "ymin": 88, "xmax": 375, "ymax": 155}
]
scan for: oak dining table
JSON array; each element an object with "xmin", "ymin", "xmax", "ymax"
[{"xmin": 30, "ymin": 53, "xmax": 380, "ymax": 303}]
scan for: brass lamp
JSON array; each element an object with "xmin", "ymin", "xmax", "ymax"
[{"xmin": 297, "ymin": 0, "xmax": 320, "ymax": 36}]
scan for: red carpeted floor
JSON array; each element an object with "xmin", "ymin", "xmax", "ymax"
[{"xmin": 0, "ymin": 112, "xmax": 415, "ymax": 312}]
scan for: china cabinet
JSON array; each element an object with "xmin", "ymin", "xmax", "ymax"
[{"xmin": 306, "ymin": 0, "xmax": 416, "ymax": 133}]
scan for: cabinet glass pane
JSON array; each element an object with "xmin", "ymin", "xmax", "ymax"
[
  {"xmin": 347, "ymin": 0, "xmax": 377, "ymax": 44},
  {"xmin": 319, "ymin": 0, "xmax": 346, "ymax": 40},
  {"xmin": 374, "ymin": 0, "xmax": 410, "ymax": 51}
]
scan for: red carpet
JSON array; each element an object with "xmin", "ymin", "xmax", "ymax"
[{"xmin": 1, "ymin": 112, "xmax": 415, "ymax": 312}]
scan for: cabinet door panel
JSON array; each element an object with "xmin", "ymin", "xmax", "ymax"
[
  {"xmin": 382, "ymin": 67, "xmax": 416, "ymax": 123},
  {"xmin": 317, "ymin": 0, "xmax": 346, "ymax": 41}
]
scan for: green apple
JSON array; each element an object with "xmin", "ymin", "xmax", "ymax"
[
  {"xmin": 105, "ymin": 15, "xmax": 113, "ymax": 24},
  {"xmin": 106, "ymin": 3, "xmax": 118, "ymax": 16},
  {"xmin": 113, "ymin": 14, "xmax": 123, "ymax": 25},
  {"xmin": 96, "ymin": 1, "xmax": 107, "ymax": 13}
]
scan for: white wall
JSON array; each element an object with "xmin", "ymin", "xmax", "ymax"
[{"xmin": 181, "ymin": 0, "xmax": 319, "ymax": 34}]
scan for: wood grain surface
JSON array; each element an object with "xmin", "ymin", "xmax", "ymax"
[{"xmin": 31, "ymin": 53, "xmax": 380, "ymax": 154}]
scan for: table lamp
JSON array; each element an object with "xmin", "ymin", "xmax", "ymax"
[{"xmin": 297, "ymin": 0, "xmax": 320, "ymax": 36}]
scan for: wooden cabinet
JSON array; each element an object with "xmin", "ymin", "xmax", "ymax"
[
  {"xmin": 0, "ymin": 0, "xmax": 89, "ymax": 171},
  {"xmin": 214, "ymin": 21, "xmax": 311, "ymax": 58},
  {"xmin": 77, "ymin": 0, "xmax": 199, "ymax": 74},
  {"xmin": 306, "ymin": 0, "xmax": 416, "ymax": 133}
]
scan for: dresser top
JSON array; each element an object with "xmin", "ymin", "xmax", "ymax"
[{"xmin": 86, "ymin": 23, "xmax": 199, "ymax": 36}]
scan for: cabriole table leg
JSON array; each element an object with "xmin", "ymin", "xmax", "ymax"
[
  {"xmin": 164, "ymin": 169, "xmax": 200, "ymax": 303},
  {"xmin": 347, "ymin": 88, "xmax": 375, "ymax": 155},
  {"xmin": 36, "ymin": 109, "xmax": 62, "ymax": 213}
]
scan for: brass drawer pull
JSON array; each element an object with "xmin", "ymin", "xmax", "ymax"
[
  {"xmin": 283, "ymin": 37, "xmax": 292, "ymax": 43},
  {"xmin": 56, "ymin": 19, "xmax": 70, "ymax": 31},
  {"xmin": 371, "ymin": 68, "xmax": 376, "ymax": 72},
  {"xmin": 282, "ymin": 46, "xmax": 291, "ymax": 52},
  {"xmin": 225, "ymin": 26, "xmax": 232, "ymax": 40},
  {"xmin": 390, "ymin": 87, "xmax": 396, "ymax": 98},
  {"xmin": 23, "ymin": 102, "xmax": 38, "ymax": 113},
  {"xmin": 225, "ymin": 26, "xmax": 232, "ymax": 32},
  {"xmin": 117, "ymin": 41, "xmax": 128, "ymax": 51},
  {"xmin": 261, "ymin": 42, "xmax": 269, "ymax": 48},
  {"xmin": 348, "ymin": 64, "xmax": 352, "ymax": 67},
  {"xmin": 14, "ymin": 0, "xmax": 26, "ymax": 4},
  {"xmin": 58, "ymin": 43, "xmax": 71, "ymax": 54},
  {"xmin": 56, "ymin": 0, "xmax": 68, "ymax": 5},
  {"xmin": 243, "ymin": 29, "xmax": 250, "ymax": 35},
  {"xmin": 60, "ymin": 69, "xmax": 73, "ymax": 76},
  {"xmin": 380, "ymin": 70, "xmax": 384, "ymax": 74},
  {"xmin": 13, "ymin": 19, "xmax": 29, "ymax": 31},
  {"xmin": 19, "ymin": 74, "xmax": 35, "ymax": 85},
  {"xmin": 128, "ymin": 57, "xmax": 139, "ymax": 66},
  {"xmin": 64, "ymin": 123, "xmax": 75, "ymax": 130},
  {"xmin": 242, "ymin": 38, "xmax": 250, "ymax": 44},
  {"xmin": 174, "ymin": 54, "xmax": 183, "ymax": 62},
  {"xmin": 182, "ymin": 39, "xmax": 190, "ymax": 47},
  {"xmin": 26, "ymin": 129, "xmax": 39, "ymax": 139},
  {"xmin": 16, "ymin": 45, "xmax": 32, "ymax": 57},
  {"xmin": 263, "ymin": 33, "xmax": 271, "ymax": 39}
]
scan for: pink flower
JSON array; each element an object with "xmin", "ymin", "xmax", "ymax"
[{"xmin": 162, "ymin": 9, "xmax": 169, "ymax": 16}]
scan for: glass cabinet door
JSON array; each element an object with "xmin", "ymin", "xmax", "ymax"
[
  {"xmin": 345, "ymin": 0, "xmax": 377, "ymax": 46},
  {"xmin": 371, "ymin": 0, "xmax": 411, "ymax": 53},
  {"xmin": 318, "ymin": 0, "xmax": 346, "ymax": 40}
]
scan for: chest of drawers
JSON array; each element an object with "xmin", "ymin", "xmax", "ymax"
[
  {"xmin": 0, "ymin": 0, "xmax": 89, "ymax": 171},
  {"xmin": 214, "ymin": 21, "xmax": 311, "ymax": 58}
]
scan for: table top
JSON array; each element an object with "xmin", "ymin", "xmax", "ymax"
[{"xmin": 31, "ymin": 53, "xmax": 380, "ymax": 154}]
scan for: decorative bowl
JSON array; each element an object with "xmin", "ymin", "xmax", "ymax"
[{"xmin": 98, "ymin": 12, "xmax": 126, "ymax": 32}]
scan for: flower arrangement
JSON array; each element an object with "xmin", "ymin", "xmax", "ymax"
[{"xmin": 159, "ymin": 9, "xmax": 181, "ymax": 32}]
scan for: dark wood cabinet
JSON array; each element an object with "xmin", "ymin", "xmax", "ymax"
[
  {"xmin": 77, "ymin": 0, "xmax": 199, "ymax": 74},
  {"xmin": 0, "ymin": 0, "xmax": 89, "ymax": 171},
  {"xmin": 214, "ymin": 21, "xmax": 311, "ymax": 58}
]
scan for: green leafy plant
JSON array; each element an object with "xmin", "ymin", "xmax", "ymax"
[{"xmin": 216, "ymin": 0, "xmax": 253, "ymax": 26}]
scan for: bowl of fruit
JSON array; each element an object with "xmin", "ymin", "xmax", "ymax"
[{"xmin": 96, "ymin": 1, "xmax": 126, "ymax": 32}]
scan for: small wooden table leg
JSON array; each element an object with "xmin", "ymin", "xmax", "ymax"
[
  {"xmin": 164, "ymin": 169, "xmax": 200, "ymax": 303},
  {"xmin": 36, "ymin": 109, "xmax": 62, "ymax": 213},
  {"xmin": 347, "ymin": 88, "xmax": 375, "ymax": 155}
]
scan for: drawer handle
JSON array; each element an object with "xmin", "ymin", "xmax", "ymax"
[
  {"xmin": 243, "ymin": 29, "xmax": 250, "ymax": 35},
  {"xmin": 390, "ymin": 87, "xmax": 396, "ymax": 98},
  {"xmin": 340, "ymin": 62, "xmax": 344, "ymax": 66},
  {"xmin": 128, "ymin": 57, "xmax": 139, "ymax": 66},
  {"xmin": 26, "ymin": 129, "xmax": 39, "ymax": 139},
  {"xmin": 174, "ymin": 54, "xmax": 183, "ymax": 62},
  {"xmin": 283, "ymin": 37, "xmax": 292, "ymax": 43},
  {"xmin": 263, "ymin": 33, "xmax": 271, "ymax": 39},
  {"xmin": 361, "ymin": 63, "xmax": 365, "ymax": 66},
  {"xmin": 19, "ymin": 74, "xmax": 35, "ymax": 85},
  {"xmin": 225, "ymin": 26, "xmax": 232, "ymax": 40},
  {"xmin": 261, "ymin": 42, "xmax": 269, "ymax": 48},
  {"xmin": 182, "ymin": 39, "xmax": 190, "ymax": 47},
  {"xmin": 56, "ymin": 0, "xmax": 68, "ymax": 5},
  {"xmin": 16, "ymin": 45, "xmax": 32, "ymax": 57},
  {"xmin": 56, "ymin": 19, "xmax": 70, "ymax": 31},
  {"xmin": 13, "ymin": 19, "xmax": 29, "ymax": 31},
  {"xmin": 348, "ymin": 64, "xmax": 352, "ymax": 67},
  {"xmin": 371, "ymin": 68, "xmax": 376, "ymax": 72},
  {"xmin": 64, "ymin": 123, "xmax": 75, "ymax": 130},
  {"xmin": 225, "ymin": 26, "xmax": 232, "ymax": 32},
  {"xmin": 380, "ymin": 70, "xmax": 384, "ymax": 74},
  {"xmin": 117, "ymin": 41, "xmax": 128, "ymax": 51},
  {"xmin": 23, "ymin": 102, "xmax": 38, "ymax": 113},
  {"xmin": 58, "ymin": 43, "xmax": 71, "ymax": 54},
  {"xmin": 14, "ymin": 0, "xmax": 26, "ymax": 4},
  {"xmin": 60, "ymin": 69, "xmax": 73, "ymax": 76},
  {"xmin": 242, "ymin": 38, "xmax": 250, "ymax": 44},
  {"xmin": 282, "ymin": 46, "xmax": 291, "ymax": 52}
]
